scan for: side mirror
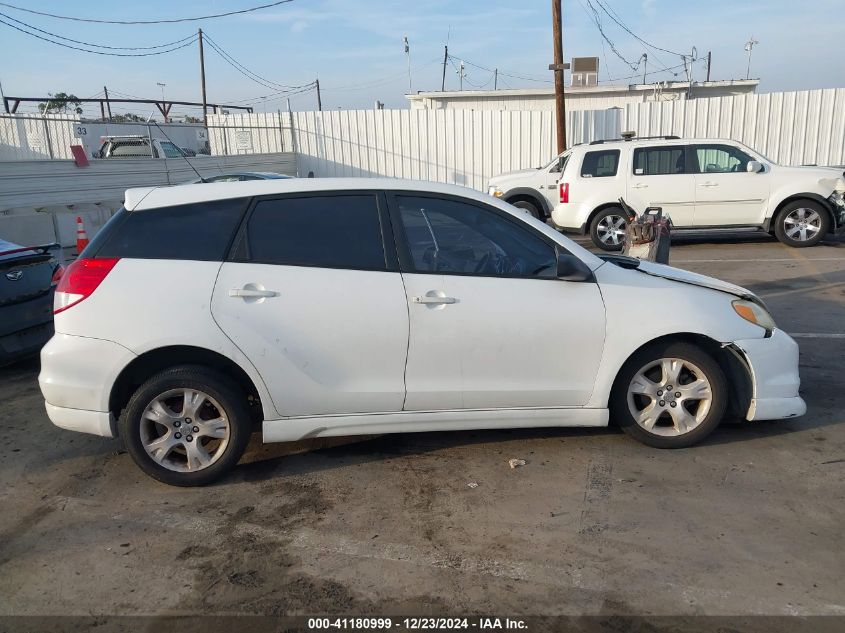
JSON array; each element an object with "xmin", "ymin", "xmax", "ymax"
[
  {"xmin": 556, "ymin": 253, "xmax": 593, "ymax": 282},
  {"xmin": 746, "ymin": 160, "xmax": 764, "ymax": 173}
]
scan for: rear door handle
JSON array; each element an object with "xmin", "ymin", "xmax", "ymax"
[
  {"xmin": 412, "ymin": 295, "xmax": 457, "ymax": 305},
  {"xmin": 700, "ymin": 181, "xmax": 719, "ymax": 187},
  {"xmin": 631, "ymin": 183, "xmax": 648, "ymax": 189},
  {"xmin": 229, "ymin": 288, "xmax": 279, "ymax": 298}
]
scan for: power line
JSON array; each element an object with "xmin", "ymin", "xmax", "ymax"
[
  {"xmin": 0, "ymin": 0, "xmax": 295, "ymax": 25},
  {"xmin": 580, "ymin": 0, "xmax": 640, "ymax": 70},
  {"xmin": 203, "ymin": 34, "xmax": 312, "ymax": 92},
  {"xmin": 591, "ymin": 0, "xmax": 684, "ymax": 58},
  {"xmin": 0, "ymin": 11, "xmax": 196, "ymax": 50},
  {"xmin": 0, "ymin": 17, "xmax": 197, "ymax": 56}
]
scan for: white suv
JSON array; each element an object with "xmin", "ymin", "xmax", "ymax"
[
  {"xmin": 40, "ymin": 178, "xmax": 804, "ymax": 485},
  {"xmin": 488, "ymin": 137, "xmax": 845, "ymax": 250}
]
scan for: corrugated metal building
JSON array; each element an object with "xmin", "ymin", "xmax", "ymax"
[{"xmin": 406, "ymin": 80, "xmax": 759, "ymax": 111}]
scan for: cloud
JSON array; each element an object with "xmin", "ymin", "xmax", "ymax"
[{"xmin": 291, "ymin": 20, "xmax": 309, "ymax": 33}]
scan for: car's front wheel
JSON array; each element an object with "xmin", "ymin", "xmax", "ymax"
[
  {"xmin": 510, "ymin": 199, "xmax": 541, "ymax": 219},
  {"xmin": 590, "ymin": 207, "xmax": 627, "ymax": 251},
  {"xmin": 120, "ymin": 365, "xmax": 252, "ymax": 486},
  {"xmin": 610, "ymin": 342, "xmax": 727, "ymax": 448},
  {"xmin": 773, "ymin": 200, "xmax": 829, "ymax": 247}
]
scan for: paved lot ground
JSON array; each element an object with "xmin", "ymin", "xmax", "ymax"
[{"xmin": 1, "ymin": 232, "xmax": 843, "ymax": 620}]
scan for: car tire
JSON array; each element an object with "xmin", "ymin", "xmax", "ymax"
[
  {"xmin": 510, "ymin": 199, "xmax": 541, "ymax": 219},
  {"xmin": 119, "ymin": 365, "xmax": 253, "ymax": 486},
  {"xmin": 773, "ymin": 200, "xmax": 829, "ymax": 248},
  {"xmin": 590, "ymin": 207, "xmax": 627, "ymax": 251},
  {"xmin": 610, "ymin": 342, "xmax": 728, "ymax": 449}
]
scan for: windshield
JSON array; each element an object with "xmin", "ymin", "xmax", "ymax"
[{"xmin": 543, "ymin": 151, "xmax": 571, "ymax": 171}]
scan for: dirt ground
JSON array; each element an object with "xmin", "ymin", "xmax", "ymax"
[{"xmin": 1, "ymin": 232, "xmax": 844, "ymax": 622}]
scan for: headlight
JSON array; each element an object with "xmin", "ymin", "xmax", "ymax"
[
  {"xmin": 732, "ymin": 299, "xmax": 776, "ymax": 334},
  {"xmin": 488, "ymin": 185, "xmax": 504, "ymax": 198}
]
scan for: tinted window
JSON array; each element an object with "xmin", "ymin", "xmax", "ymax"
[
  {"xmin": 581, "ymin": 150, "xmax": 620, "ymax": 177},
  {"xmin": 397, "ymin": 196, "xmax": 556, "ymax": 278},
  {"xmin": 109, "ymin": 141, "xmax": 149, "ymax": 158},
  {"xmin": 95, "ymin": 199, "xmax": 247, "ymax": 261},
  {"xmin": 159, "ymin": 141, "xmax": 184, "ymax": 158},
  {"xmin": 245, "ymin": 195, "xmax": 386, "ymax": 270},
  {"xmin": 632, "ymin": 146, "xmax": 687, "ymax": 175},
  {"xmin": 692, "ymin": 144, "xmax": 753, "ymax": 173}
]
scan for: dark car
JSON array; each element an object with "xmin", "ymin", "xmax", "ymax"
[{"xmin": 0, "ymin": 240, "xmax": 64, "ymax": 365}]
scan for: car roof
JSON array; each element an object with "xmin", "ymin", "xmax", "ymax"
[{"xmin": 126, "ymin": 178, "xmax": 494, "ymax": 211}]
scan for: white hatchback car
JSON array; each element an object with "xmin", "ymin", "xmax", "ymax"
[
  {"xmin": 487, "ymin": 137, "xmax": 845, "ymax": 250},
  {"xmin": 40, "ymin": 178, "xmax": 805, "ymax": 486}
]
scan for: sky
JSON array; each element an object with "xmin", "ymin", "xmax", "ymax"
[{"xmin": 1, "ymin": 0, "xmax": 843, "ymax": 118}]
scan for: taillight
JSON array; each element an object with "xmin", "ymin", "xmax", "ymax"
[
  {"xmin": 51, "ymin": 265, "xmax": 65, "ymax": 286},
  {"xmin": 54, "ymin": 258, "xmax": 120, "ymax": 314},
  {"xmin": 559, "ymin": 182, "xmax": 569, "ymax": 203}
]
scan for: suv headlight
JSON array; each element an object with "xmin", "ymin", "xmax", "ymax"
[
  {"xmin": 732, "ymin": 299, "xmax": 776, "ymax": 335},
  {"xmin": 488, "ymin": 185, "xmax": 504, "ymax": 198}
]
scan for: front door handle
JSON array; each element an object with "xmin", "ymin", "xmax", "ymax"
[
  {"xmin": 412, "ymin": 295, "xmax": 457, "ymax": 305},
  {"xmin": 631, "ymin": 183, "xmax": 648, "ymax": 189},
  {"xmin": 700, "ymin": 181, "xmax": 719, "ymax": 187},
  {"xmin": 229, "ymin": 288, "xmax": 279, "ymax": 298}
]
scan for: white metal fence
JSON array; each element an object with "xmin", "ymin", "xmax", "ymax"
[{"xmin": 206, "ymin": 88, "xmax": 845, "ymax": 191}]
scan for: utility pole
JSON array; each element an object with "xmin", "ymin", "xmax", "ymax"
[
  {"xmin": 0, "ymin": 77, "xmax": 7, "ymax": 113},
  {"xmin": 456, "ymin": 60, "xmax": 465, "ymax": 91},
  {"xmin": 404, "ymin": 36, "xmax": 411, "ymax": 94},
  {"xmin": 744, "ymin": 37, "xmax": 758, "ymax": 79},
  {"xmin": 103, "ymin": 85, "xmax": 112, "ymax": 120},
  {"xmin": 441, "ymin": 45, "xmax": 448, "ymax": 91},
  {"xmin": 316, "ymin": 78, "xmax": 322, "ymax": 111},
  {"xmin": 706, "ymin": 51, "xmax": 712, "ymax": 82},
  {"xmin": 494, "ymin": 68, "xmax": 498, "ymax": 90},
  {"xmin": 551, "ymin": 0, "xmax": 567, "ymax": 152},
  {"xmin": 640, "ymin": 53, "xmax": 648, "ymax": 84},
  {"xmin": 198, "ymin": 28, "xmax": 208, "ymax": 126},
  {"xmin": 156, "ymin": 82, "xmax": 167, "ymax": 122}
]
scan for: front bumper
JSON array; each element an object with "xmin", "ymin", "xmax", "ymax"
[
  {"xmin": 733, "ymin": 328, "xmax": 806, "ymax": 421},
  {"xmin": 39, "ymin": 333, "xmax": 137, "ymax": 437}
]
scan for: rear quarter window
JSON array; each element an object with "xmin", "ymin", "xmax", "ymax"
[
  {"xmin": 581, "ymin": 150, "xmax": 620, "ymax": 178},
  {"xmin": 93, "ymin": 199, "xmax": 248, "ymax": 261}
]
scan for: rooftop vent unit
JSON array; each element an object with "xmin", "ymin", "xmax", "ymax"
[{"xmin": 571, "ymin": 57, "xmax": 599, "ymax": 87}]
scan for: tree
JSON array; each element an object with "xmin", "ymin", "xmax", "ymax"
[
  {"xmin": 38, "ymin": 92, "xmax": 83, "ymax": 115},
  {"xmin": 112, "ymin": 113, "xmax": 144, "ymax": 122}
]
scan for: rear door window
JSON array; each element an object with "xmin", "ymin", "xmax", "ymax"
[
  {"xmin": 93, "ymin": 199, "xmax": 248, "ymax": 261},
  {"xmin": 632, "ymin": 146, "xmax": 687, "ymax": 175},
  {"xmin": 242, "ymin": 194, "xmax": 387, "ymax": 271},
  {"xmin": 581, "ymin": 150, "xmax": 620, "ymax": 178}
]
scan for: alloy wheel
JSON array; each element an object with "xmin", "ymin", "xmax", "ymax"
[
  {"xmin": 783, "ymin": 207, "xmax": 822, "ymax": 242},
  {"xmin": 140, "ymin": 388, "xmax": 230, "ymax": 472},
  {"xmin": 597, "ymin": 214, "xmax": 627, "ymax": 246},
  {"xmin": 626, "ymin": 358, "xmax": 713, "ymax": 437}
]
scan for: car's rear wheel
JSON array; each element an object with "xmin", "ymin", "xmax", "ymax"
[
  {"xmin": 590, "ymin": 207, "xmax": 627, "ymax": 251},
  {"xmin": 610, "ymin": 342, "xmax": 727, "ymax": 448},
  {"xmin": 510, "ymin": 199, "xmax": 541, "ymax": 219},
  {"xmin": 120, "ymin": 365, "xmax": 252, "ymax": 486},
  {"xmin": 774, "ymin": 200, "xmax": 829, "ymax": 247}
]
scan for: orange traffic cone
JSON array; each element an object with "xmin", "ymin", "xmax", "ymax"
[{"xmin": 76, "ymin": 216, "xmax": 89, "ymax": 254}]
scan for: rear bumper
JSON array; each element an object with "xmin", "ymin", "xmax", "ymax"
[
  {"xmin": 45, "ymin": 403, "xmax": 115, "ymax": 437},
  {"xmin": 733, "ymin": 329, "xmax": 806, "ymax": 421},
  {"xmin": 39, "ymin": 333, "xmax": 136, "ymax": 436},
  {"xmin": 0, "ymin": 291, "xmax": 54, "ymax": 365}
]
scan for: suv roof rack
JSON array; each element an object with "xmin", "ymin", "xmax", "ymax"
[{"xmin": 589, "ymin": 135, "xmax": 680, "ymax": 145}]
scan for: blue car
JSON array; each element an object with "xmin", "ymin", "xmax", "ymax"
[{"xmin": 0, "ymin": 239, "xmax": 64, "ymax": 366}]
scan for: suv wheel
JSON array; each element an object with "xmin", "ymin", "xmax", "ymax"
[
  {"xmin": 610, "ymin": 342, "xmax": 727, "ymax": 449},
  {"xmin": 774, "ymin": 200, "xmax": 829, "ymax": 247},
  {"xmin": 119, "ymin": 365, "xmax": 252, "ymax": 486},
  {"xmin": 590, "ymin": 207, "xmax": 627, "ymax": 251},
  {"xmin": 510, "ymin": 199, "xmax": 541, "ymax": 219}
]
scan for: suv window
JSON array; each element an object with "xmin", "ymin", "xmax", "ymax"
[
  {"xmin": 396, "ymin": 196, "xmax": 557, "ymax": 278},
  {"xmin": 691, "ymin": 144, "xmax": 754, "ymax": 173},
  {"xmin": 94, "ymin": 199, "xmax": 248, "ymax": 261},
  {"xmin": 581, "ymin": 150, "xmax": 620, "ymax": 178},
  {"xmin": 632, "ymin": 145, "xmax": 687, "ymax": 175},
  {"xmin": 159, "ymin": 141, "xmax": 184, "ymax": 158},
  {"xmin": 244, "ymin": 194, "xmax": 386, "ymax": 270}
]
